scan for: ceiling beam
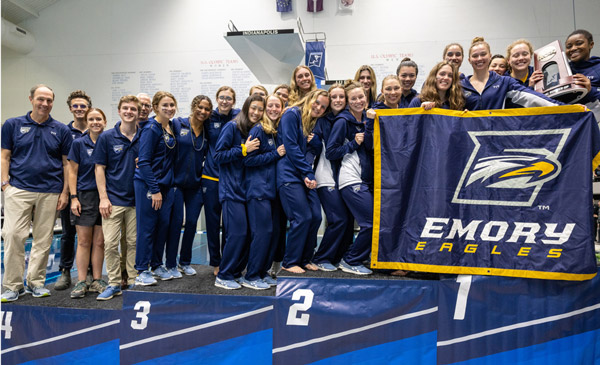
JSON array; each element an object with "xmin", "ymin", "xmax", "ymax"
[{"xmin": 6, "ymin": 0, "xmax": 39, "ymax": 19}]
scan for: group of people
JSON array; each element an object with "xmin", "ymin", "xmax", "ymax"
[{"xmin": 2, "ymin": 29, "xmax": 598, "ymax": 301}]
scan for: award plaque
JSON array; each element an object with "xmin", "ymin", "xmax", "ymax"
[{"xmin": 534, "ymin": 40, "xmax": 588, "ymax": 103}]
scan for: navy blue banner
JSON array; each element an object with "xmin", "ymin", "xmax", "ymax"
[
  {"xmin": 0, "ymin": 305, "xmax": 119, "ymax": 364},
  {"xmin": 273, "ymin": 277, "xmax": 437, "ymax": 364},
  {"xmin": 119, "ymin": 291, "xmax": 274, "ymax": 365},
  {"xmin": 437, "ymin": 273, "xmax": 600, "ymax": 364},
  {"xmin": 305, "ymin": 41, "xmax": 325, "ymax": 80},
  {"xmin": 372, "ymin": 106, "xmax": 600, "ymax": 280}
]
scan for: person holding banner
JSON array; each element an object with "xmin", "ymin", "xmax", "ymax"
[
  {"xmin": 408, "ymin": 61, "xmax": 465, "ymax": 110},
  {"xmin": 277, "ymin": 89, "xmax": 329, "ymax": 274},
  {"xmin": 354, "ymin": 65, "xmax": 378, "ymax": 108},
  {"xmin": 326, "ymin": 81, "xmax": 374, "ymax": 275},
  {"xmin": 310, "ymin": 84, "xmax": 354, "ymax": 271},
  {"xmin": 461, "ymin": 37, "xmax": 562, "ymax": 110},
  {"xmin": 204, "ymin": 86, "xmax": 240, "ymax": 276},
  {"xmin": 288, "ymin": 66, "xmax": 317, "ymax": 105},
  {"xmin": 167, "ymin": 95, "xmax": 211, "ymax": 277},
  {"xmin": 396, "ymin": 58, "xmax": 420, "ymax": 107},
  {"xmin": 244, "ymin": 94, "xmax": 286, "ymax": 287},
  {"xmin": 214, "ymin": 94, "xmax": 263, "ymax": 289}
]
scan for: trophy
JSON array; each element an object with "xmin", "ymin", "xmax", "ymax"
[{"xmin": 534, "ymin": 40, "xmax": 588, "ymax": 103}]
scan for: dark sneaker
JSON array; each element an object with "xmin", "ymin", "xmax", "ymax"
[
  {"xmin": 54, "ymin": 269, "xmax": 71, "ymax": 290},
  {"xmin": 70, "ymin": 281, "xmax": 88, "ymax": 299}
]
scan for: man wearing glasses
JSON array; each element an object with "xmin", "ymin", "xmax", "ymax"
[{"xmin": 55, "ymin": 90, "xmax": 93, "ymax": 291}]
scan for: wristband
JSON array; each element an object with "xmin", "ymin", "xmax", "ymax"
[
  {"xmin": 70, "ymin": 194, "xmax": 78, "ymax": 199},
  {"xmin": 241, "ymin": 143, "xmax": 247, "ymax": 156}
]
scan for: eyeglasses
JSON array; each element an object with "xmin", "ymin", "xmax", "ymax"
[
  {"xmin": 71, "ymin": 104, "xmax": 88, "ymax": 109},
  {"xmin": 140, "ymin": 103, "xmax": 152, "ymax": 109},
  {"xmin": 218, "ymin": 96, "xmax": 233, "ymax": 102}
]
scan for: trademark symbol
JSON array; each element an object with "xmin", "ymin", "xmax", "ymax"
[{"xmin": 538, "ymin": 205, "xmax": 550, "ymax": 210}]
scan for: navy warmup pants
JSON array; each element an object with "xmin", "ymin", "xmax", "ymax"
[
  {"xmin": 167, "ymin": 186, "xmax": 203, "ymax": 267},
  {"xmin": 217, "ymin": 200, "xmax": 249, "ymax": 281},
  {"xmin": 246, "ymin": 199, "xmax": 275, "ymax": 281},
  {"xmin": 134, "ymin": 181, "xmax": 174, "ymax": 272},
  {"xmin": 313, "ymin": 186, "xmax": 354, "ymax": 265},
  {"xmin": 278, "ymin": 182, "xmax": 321, "ymax": 268},
  {"xmin": 202, "ymin": 178, "xmax": 225, "ymax": 267},
  {"xmin": 340, "ymin": 183, "xmax": 373, "ymax": 266}
]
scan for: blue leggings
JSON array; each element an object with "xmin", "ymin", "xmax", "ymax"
[
  {"xmin": 278, "ymin": 183, "xmax": 321, "ymax": 268},
  {"xmin": 168, "ymin": 186, "xmax": 203, "ymax": 267}
]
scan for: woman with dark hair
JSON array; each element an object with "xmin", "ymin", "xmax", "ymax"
[
  {"xmin": 277, "ymin": 89, "xmax": 329, "ymax": 274},
  {"xmin": 203, "ymin": 86, "xmax": 240, "ymax": 276},
  {"xmin": 167, "ymin": 95, "xmax": 212, "ymax": 277},
  {"xmin": 213, "ymin": 94, "xmax": 263, "ymax": 290},
  {"xmin": 326, "ymin": 81, "xmax": 374, "ymax": 275},
  {"xmin": 565, "ymin": 29, "xmax": 599, "ymax": 119},
  {"xmin": 244, "ymin": 94, "xmax": 286, "ymax": 287},
  {"xmin": 396, "ymin": 58, "xmax": 419, "ymax": 107},
  {"xmin": 489, "ymin": 54, "xmax": 509, "ymax": 76},
  {"xmin": 68, "ymin": 108, "xmax": 108, "ymax": 298},
  {"xmin": 354, "ymin": 65, "xmax": 378, "ymax": 108},
  {"xmin": 408, "ymin": 61, "xmax": 465, "ymax": 110}
]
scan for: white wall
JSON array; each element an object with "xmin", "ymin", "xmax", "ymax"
[{"xmin": 2, "ymin": 0, "xmax": 599, "ymax": 125}]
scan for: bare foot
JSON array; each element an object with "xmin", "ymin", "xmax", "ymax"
[
  {"xmin": 213, "ymin": 266, "xmax": 219, "ymax": 276},
  {"xmin": 304, "ymin": 263, "xmax": 318, "ymax": 271},
  {"xmin": 282, "ymin": 266, "xmax": 305, "ymax": 274},
  {"xmin": 390, "ymin": 270, "xmax": 408, "ymax": 277}
]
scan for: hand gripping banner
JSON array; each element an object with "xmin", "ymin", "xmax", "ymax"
[{"xmin": 372, "ymin": 105, "xmax": 600, "ymax": 280}]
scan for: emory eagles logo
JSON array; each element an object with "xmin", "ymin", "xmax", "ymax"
[{"xmin": 452, "ymin": 129, "xmax": 570, "ymax": 207}]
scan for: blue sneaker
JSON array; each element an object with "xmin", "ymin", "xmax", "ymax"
[
  {"xmin": 339, "ymin": 259, "xmax": 373, "ymax": 275},
  {"xmin": 96, "ymin": 285, "xmax": 122, "ymax": 301},
  {"xmin": 178, "ymin": 264, "xmax": 197, "ymax": 276},
  {"xmin": 135, "ymin": 270, "xmax": 158, "ymax": 286},
  {"xmin": 315, "ymin": 262, "xmax": 338, "ymax": 272},
  {"xmin": 1, "ymin": 288, "xmax": 25, "ymax": 302},
  {"xmin": 240, "ymin": 277, "xmax": 270, "ymax": 290},
  {"xmin": 214, "ymin": 277, "xmax": 241, "ymax": 290},
  {"xmin": 152, "ymin": 266, "xmax": 173, "ymax": 281},
  {"xmin": 262, "ymin": 276, "xmax": 277, "ymax": 287},
  {"xmin": 168, "ymin": 267, "xmax": 182, "ymax": 279},
  {"xmin": 25, "ymin": 285, "xmax": 51, "ymax": 298}
]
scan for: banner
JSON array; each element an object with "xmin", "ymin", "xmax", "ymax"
[
  {"xmin": 372, "ymin": 106, "xmax": 600, "ymax": 280},
  {"xmin": 305, "ymin": 41, "xmax": 325, "ymax": 80}
]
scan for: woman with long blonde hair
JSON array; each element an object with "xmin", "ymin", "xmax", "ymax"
[{"xmin": 277, "ymin": 89, "xmax": 329, "ymax": 273}]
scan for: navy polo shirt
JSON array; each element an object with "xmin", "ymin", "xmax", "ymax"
[
  {"xmin": 67, "ymin": 132, "xmax": 98, "ymax": 192},
  {"xmin": 67, "ymin": 121, "xmax": 85, "ymax": 140},
  {"xmin": 92, "ymin": 121, "xmax": 139, "ymax": 207},
  {"xmin": 1, "ymin": 112, "xmax": 71, "ymax": 193}
]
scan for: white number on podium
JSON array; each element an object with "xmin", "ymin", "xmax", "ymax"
[
  {"xmin": 1, "ymin": 311, "xmax": 13, "ymax": 339},
  {"xmin": 131, "ymin": 301, "xmax": 151, "ymax": 330},
  {"xmin": 286, "ymin": 289, "xmax": 314, "ymax": 326}
]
